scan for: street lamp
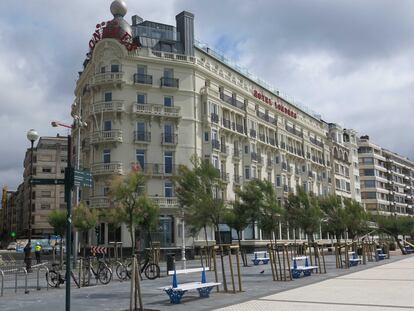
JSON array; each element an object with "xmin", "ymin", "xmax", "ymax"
[{"xmin": 26, "ymin": 128, "xmax": 39, "ymax": 271}]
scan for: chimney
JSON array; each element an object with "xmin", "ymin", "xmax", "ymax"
[{"xmin": 176, "ymin": 11, "xmax": 194, "ymax": 56}]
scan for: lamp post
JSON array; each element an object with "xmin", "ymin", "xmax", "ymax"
[{"xmin": 26, "ymin": 129, "xmax": 39, "ymax": 271}]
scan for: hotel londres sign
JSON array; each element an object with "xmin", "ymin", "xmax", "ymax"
[
  {"xmin": 88, "ymin": 20, "xmax": 139, "ymax": 53},
  {"xmin": 253, "ymin": 90, "xmax": 297, "ymax": 119}
]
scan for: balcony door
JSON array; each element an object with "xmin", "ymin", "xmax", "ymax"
[
  {"xmin": 164, "ymin": 151, "xmax": 173, "ymax": 174},
  {"xmin": 136, "ymin": 122, "xmax": 146, "ymax": 141},
  {"xmin": 164, "ymin": 124, "xmax": 173, "ymax": 143}
]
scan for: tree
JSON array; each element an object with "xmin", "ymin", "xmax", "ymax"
[
  {"xmin": 47, "ymin": 209, "xmax": 66, "ymax": 264},
  {"xmin": 223, "ymin": 201, "xmax": 250, "ymax": 249},
  {"xmin": 73, "ymin": 202, "xmax": 98, "ymax": 255},
  {"xmin": 110, "ymin": 170, "xmax": 159, "ymax": 252},
  {"xmin": 256, "ymin": 180, "xmax": 284, "ymax": 245},
  {"xmin": 175, "ymin": 155, "xmax": 228, "ymax": 245},
  {"xmin": 376, "ymin": 215, "xmax": 413, "ymax": 252},
  {"xmin": 319, "ymin": 195, "xmax": 346, "ymax": 242},
  {"xmin": 285, "ymin": 187, "xmax": 322, "ymax": 244},
  {"xmin": 343, "ymin": 199, "xmax": 367, "ymax": 240},
  {"xmin": 47, "ymin": 209, "xmax": 66, "ymax": 237}
]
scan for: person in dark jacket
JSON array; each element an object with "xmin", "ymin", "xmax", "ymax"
[{"xmin": 24, "ymin": 242, "xmax": 32, "ymax": 271}]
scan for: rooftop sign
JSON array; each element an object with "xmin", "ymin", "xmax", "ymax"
[
  {"xmin": 253, "ymin": 90, "xmax": 297, "ymax": 119},
  {"xmin": 88, "ymin": 20, "xmax": 139, "ymax": 53}
]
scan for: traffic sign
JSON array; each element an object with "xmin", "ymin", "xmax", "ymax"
[
  {"xmin": 73, "ymin": 169, "xmax": 93, "ymax": 187},
  {"xmin": 30, "ymin": 178, "xmax": 65, "ymax": 185}
]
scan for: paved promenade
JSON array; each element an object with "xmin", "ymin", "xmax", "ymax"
[{"xmin": 215, "ymin": 255, "xmax": 414, "ymax": 311}]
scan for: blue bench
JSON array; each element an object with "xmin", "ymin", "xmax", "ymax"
[
  {"xmin": 160, "ymin": 267, "xmax": 220, "ymax": 304},
  {"xmin": 291, "ymin": 256, "xmax": 318, "ymax": 278},
  {"xmin": 376, "ymin": 248, "xmax": 387, "ymax": 261},
  {"xmin": 403, "ymin": 246, "xmax": 413, "ymax": 254},
  {"xmin": 251, "ymin": 251, "xmax": 269, "ymax": 265},
  {"xmin": 347, "ymin": 251, "xmax": 362, "ymax": 267}
]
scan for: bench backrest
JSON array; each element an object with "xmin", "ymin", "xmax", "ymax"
[
  {"xmin": 168, "ymin": 267, "xmax": 210, "ymax": 276},
  {"xmin": 253, "ymin": 251, "xmax": 268, "ymax": 258}
]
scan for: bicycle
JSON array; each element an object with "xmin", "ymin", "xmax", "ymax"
[
  {"xmin": 46, "ymin": 263, "xmax": 80, "ymax": 288},
  {"xmin": 116, "ymin": 253, "xmax": 160, "ymax": 281},
  {"xmin": 83, "ymin": 257, "xmax": 113, "ymax": 285}
]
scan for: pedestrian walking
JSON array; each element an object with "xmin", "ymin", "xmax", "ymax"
[
  {"xmin": 35, "ymin": 242, "xmax": 42, "ymax": 264},
  {"xmin": 24, "ymin": 242, "xmax": 31, "ymax": 270}
]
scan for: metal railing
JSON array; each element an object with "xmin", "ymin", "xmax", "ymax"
[
  {"xmin": 160, "ymin": 77, "xmax": 179, "ymax": 88},
  {"xmin": 133, "ymin": 73, "xmax": 153, "ymax": 85}
]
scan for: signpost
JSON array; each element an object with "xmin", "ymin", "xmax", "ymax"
[{"xmin": 31, "ymin": 178, "xmax": 65, "ymax": 185}]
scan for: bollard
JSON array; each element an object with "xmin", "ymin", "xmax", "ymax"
[
  {"xmin": 0, "ymin": 269, "xmax": 4, "ymax": 297},
  {"xmin": 15, "ymin": 268, "xmax": 18, "ymax": 293},
  {"xmin": 37, "ymin": 264, "xmax": 49, "ymax": 291},
  {"xmin": 22, "ymin": 267, "xmax": 29, "ymax": 294}
]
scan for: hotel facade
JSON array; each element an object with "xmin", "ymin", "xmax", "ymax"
[{"xmin": 72, "ymin": 1, "xmax": 365, "ymax": 248}]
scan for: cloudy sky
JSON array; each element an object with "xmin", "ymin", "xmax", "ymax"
[{"xmin": 1, "ymin": 0, "xmax": 414, "ymax": 191}]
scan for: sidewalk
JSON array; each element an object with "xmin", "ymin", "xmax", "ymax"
[{"xmin": 215, "ymin": 256, "xmax": 414, "ymax": 310}]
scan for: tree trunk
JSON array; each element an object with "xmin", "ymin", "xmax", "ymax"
[
  {"xmin": 393, "ymin": 234, "xmax": 404, "ymax": 253},
  {"xmin": 130, "ymin": 223, "xmax": 135, "ymax": 257},
  {"xmin": 203, "ymin": 225, "xmax": 209, "ymax": 247},
  {"xmin": 216, "ymin": 224, "xmax": 222, "ymax": 246},
  {"xmin": 237, "ymin": 230, "xmax": 246, "ymax": 266}
]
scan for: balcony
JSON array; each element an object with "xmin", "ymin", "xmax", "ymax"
[
  {"xmin": 90, "ymin": 100, "xmax": 124, "ymax": 115},
  {"xmin": 211, "ymin": 113, "xmax": 219, "ymax": 124},
  {"xmin": 310, "ymin": 137, "xmax": 324, "ymax": 148},
  {"xmin": 220, "ymin": 171, "xmax": 230, "ymax": 183},
  {"xmin": 149, "ymin": 196, "xmax": 179, "ymax": 208},
  {"xmin": 234, "ymin": 175, "xmax": 241, "ymax": 185},
  {"xmin": 91, "ymin": 162, "xmax": 123, "ymax": 176},
  {"xmin": 89, "ymin": 196, "xmax": 110, "ymax": 209},
  {"xmin": 133, "ymin": 73, "xmax": 153, "ymax": 85},
  {"xmin": 212, "ymin": 139, "xmax": 220, "ymax": 150},
  {"xmin": 90, "ymin": 130, "xmax": 123, "ymax": 144},
  {"xmin": 219, "ymin": 92, "xmax": 245, "ymax": 110},
  {"xmin": 222, "ymin": 118, "xmax": 231, "ymax": 129},
  {"xmin": 138, "ymin": 163, "xmax": 178, "ymax": 176},
  {"xmin": 91, "ymin": 71, "xmax": 124, "ymax": 86},
  {"xmin": 133, "ymin": 103, "xmax": 181, "ymax": 118},
  {"xmin": 161, "ymin": 133, "xmax": 178, "ymax": 145},
  {"xmin": 133, "ymin": 131, "xmax": 151, "ymax": 143},
  {"xmin": 285, "ymin": 125, "xmax": 303, "ymax": 138},
  {"xmin": 250, "ymin": 129, "xmax": 257, "ymax": 138},
  {"xmin": 160, "ymin": 77, "xmax": 179, "ymax": 88},
  {"xmin": 259, "ymin": 133, "xmax": 266, "ymax": 143},
  {"xmin": 256, "ymin": 111, "xmax": 277, "ymax": 125},
  {"xmin": 233, "ymin": 149, "xmax": 241, "ymax": 158},
  {"xmin": 251, "ymin": 152, "xmax": 258, "ymax": 161},
  {"xmin": 236, "ymin": 124, "xmax": 244, "ymax": 134},
  {"xmin": 220, "ymin": 144, "xmax": 228, "ymax": 155}
]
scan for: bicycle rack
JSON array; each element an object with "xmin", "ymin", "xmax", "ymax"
[
  {"xmin": 14, "ymin": 267, "xmax": 29, "ymax": 294},
  {"xmin": 36, "ymin": 264, "xmax": 49, "ymax": 291},
  {"xmin": 0, "ymin": 269, "xmax": 4, "ymax": 297}
]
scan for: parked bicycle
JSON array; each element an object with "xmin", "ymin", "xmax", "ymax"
[
  {"xmin": 83, "ymin": 257, "xmax": 113, "ymax": 285},
  {"xmin": 46, "ymin": 263, "xmax": 80, "ymax": 288},
  {"xmin": 115, "ymin": 252, "xmax": 160, "ymax": 281}
]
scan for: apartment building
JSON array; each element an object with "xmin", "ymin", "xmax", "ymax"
[
  {"xmin": 18, "ymin": 135, "xmax": 68, "ymax": 237},
  {"xmin": 1, "ymin": 188, "xmax": 17, "ymax": 243},
  {"xmin": 73, "ymin": 1, "xmax": 360, "ymax": 247},
  {"xmin": 327, "ymin": 123, "xmax": 361, "ymax": 202},
  {"xmin": 358, "ymin": 135, "xmax": 414, "ymax": 216}
]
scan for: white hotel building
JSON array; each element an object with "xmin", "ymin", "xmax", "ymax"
[{"xmin": 73, "ymin": 1, "xmax": 360, "ymax": 248}]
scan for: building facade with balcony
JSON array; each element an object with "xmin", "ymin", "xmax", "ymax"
[
  {"xmin": 358, "ymin": 136, "xmax": 414, "ymax": 216},
  {"xmin": 327, "ymin": 123, "xmax": 361, "ymax": 202},
  {"xmin": 73, "ymin": 1, "xmax": 360, "ymax": 247},
  {"xmin": 15, "ymin": 136, "xmax": 68, "ymax": 237}
]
